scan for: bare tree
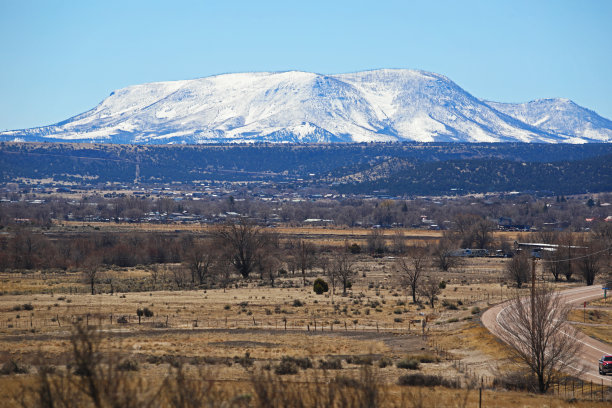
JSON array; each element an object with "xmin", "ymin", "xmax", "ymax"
[
  {"xmin": 542, "ymin": 248, "xmax": 564, "ymax": 282},
  {"xmin": 472, "ymin": 219, "xmax": 495, "ymax": 249},
  {"xmin": 214, "ymin": 254, "xmax": 234, "ymax": 292},
  {"xmin": 391, "ymin": 229, "xmax": 406, "ymax": 254},
  {"xmin": 557, "ymin": 232, "xmax": 575, "ymax": 281},
  {"xmin": 182, "ymin": 238, "xmax": 214, "ymax": 286},
  {"xmin": 418, "ymin": 276, "xmax": 441, "ymax": 308},
  {"xmin": 497, "ymin": 284, "xmax": 582, "ymax": 393},
  {"xmin": 170, "ymin": 265, "xmax": 190, "ymax": 289},
  {"xmin": 576, "ymin": 237, "xmax": 604, "ymax": 286},
  {"xmin": 290, "ymin": 239, "xmax": 315, "ymax": 286},
  {"xmin": 366, "ymin": 228, "xmax": 386, "ymax": 254},
  {"xmin": 321, "ymin": 255, "xmax": 338, "ymax": 295},
  {"xmin": 451, "ymin": 214, "xmax": 494, "ymax": 249},
  {"xmin": 82, "ymin": 259, "xmax": 100, "ymax": 295},
  {"xmin": 397, "ymin": 246, "xmax": 428, "ymax": 303},
  {"xmin": 432, "ymin": 234, "xmax": 458, "ymax": 271},
  {"xmin": 332, "ymin": 247, "xmax": 355, "ymax": 295},
  {"xmin": 214, "ymin": 219, "xmax": 269, "ymax": 279},
  {"xmin": 150, "ymin": 264, "xmax": 161, "ymax": 290},
  {"xmin": 505, "ymin": 251, "xmax": 531, "ymax": 288}
]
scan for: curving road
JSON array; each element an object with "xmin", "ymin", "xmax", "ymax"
[{"xmin": 482, "ymin": 285, "xmax": 612, "ymax": 385}]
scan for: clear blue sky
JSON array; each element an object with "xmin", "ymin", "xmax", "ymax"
[{"xmin": 1, "ymin": 0, "xmax": 611, "ymax": 130}]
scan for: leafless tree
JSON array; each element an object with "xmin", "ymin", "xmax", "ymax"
[
  {"xmin": 290, "ymin": 239, "xmax": 316, "ymax": 286},
  {"xmin": 259, "ymin": 253, "xmax": 282, "ymax": 288},
  {"xmin": 451, "ymin": 214, "xmax": 494, "ymax": 249},
  {"xmin": 214, "ymin": 254, "xmax": 234, "ymax": 292},
  {"xmin": 505, "ymin": 251, "xmax": 531, "ymax": 288},
  {"xmin": 332, "ymin": 246, "xmax": 355, "ymax": 295},
  {"xmin": 397, "ymin": 246, "xmax": 428, "ymax": 303},
  {"xmin": 170, "ymin": 265, "xmax": 190, "ymax": 289},
  {"xmin": 182, "ymin": 238, "xmax": 214, "ymax": 285},
  {"xmin": 432, "ymin": 234, "xmax": 458, "ymax": 271},
  {"xmin": 214, "ymin": 219, "xmax": 269, "ymax": 279},
  {"xmin": 418, "ymin": 276, "xmax": 441, "ymax": 308},
  {"xmin": 82, "ymin": 259, "xmax": 100, "ymax": 295},
  {"xmin": 473, "ymin": 219, "xmax": 496, "ymax": 249},
  {"xmin": 497, "ymin": 284, "xmax": 582, "ymax": 393},
  {"xmin": 150, "ymin": 264, "xmax": 161, "ymax": 290},
  {"xmin": 576, "ymin": 237, "xmax": 604, "ymax": 286},
  {"xmin": 366, "ymin": 228, "xmax": 386, "ymax": 254},
  {"xmin": 391, "ymin": 229, "xmax": 406, "ymax": 254},
  {"xmin": 557, "ymin": 232, "xmax": 575, "ymax": 281},
  {"xmin": 321, "ymin": 255, "xmax": 338, "ymax": 295},
  {"xmin": 542, "ymin": 248, "xmax": 564, "ymax": 282}
]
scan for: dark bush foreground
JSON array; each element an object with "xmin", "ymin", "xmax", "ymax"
[
  {"xmin": 1, "ymin": 359, "xmax": 30, "ymax": 375},
  {"xmin": 398, "ymin": 373, "xmax": 460, "ymax": 388}
]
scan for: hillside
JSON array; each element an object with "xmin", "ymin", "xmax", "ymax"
[{"xmin": 2, "ymin": 142, "xmax": 611, "ymax": 195}]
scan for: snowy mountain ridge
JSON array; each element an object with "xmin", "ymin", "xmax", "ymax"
[{"xmin": 2, "ymin": 69, "xmax": 611, "ymax": 144}]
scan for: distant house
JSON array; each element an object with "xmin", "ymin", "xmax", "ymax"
[
  {"xmin": 449, "ymin": 248, "xmax": 489, "ymax": 257},
  {"xmin": 303, "ymin": 218, "xmax": 334, "ymax": 226}
]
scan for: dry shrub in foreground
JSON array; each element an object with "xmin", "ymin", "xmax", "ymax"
[{"xmin": 251, "ymin": 365, "xmax": 384, "ymax": 408}]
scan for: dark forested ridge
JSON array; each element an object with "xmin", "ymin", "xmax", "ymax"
[{"xmin": 1, "ymin": 142, "xmax": 611, "ymax": 195}]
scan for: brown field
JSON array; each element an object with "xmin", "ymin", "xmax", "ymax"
[
  {"xmin": 0, "ymin": 230, "xmax": 610, "ymax": 406},
  {"xmin": 57, "ymin": 221, "xmax": 532, "ymax": 243},
  {"xmin": 568, "ymin": 307, "xmax": 612, "ymax": 345}
]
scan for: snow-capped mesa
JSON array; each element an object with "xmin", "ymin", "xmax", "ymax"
[
  {"xmin": 485, "ymin": 99, "xmax": 612, "ymax": 143},
  {"xmin": 1, "ymin": 69, "xmax": 610, "ymax": 144}
]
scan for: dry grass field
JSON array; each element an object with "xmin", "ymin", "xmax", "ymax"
[
  {"xmin": 0, "ymin": 226, "xmax": 610, "ymax": 406},
  {"xmin": 568, "ymin": 307, "xmax": 612, "ymax": 345}
]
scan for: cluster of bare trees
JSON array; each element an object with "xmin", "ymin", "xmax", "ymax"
[
  {"xmin": 395, "ymin": 246, "xmax": 443, "ymax": 308},
  {"xmin": 507, "ymin": 227, "xmax": 611, "ymax": 287},
  {"xmin": 0, "ymin": 230, "xmax": 186, "ymax": 272}
]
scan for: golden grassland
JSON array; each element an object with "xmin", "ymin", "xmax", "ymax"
[
  {"xmin": 1, "ymin": 254, "xmax": 610, "ymax": 406},
  {"xmin": 568, "ymin": 307, "xmax": 612, "ymax": 345},
  {"xmin": 56, "ymin": 221, "xmax": 531, "ymax": 242}
]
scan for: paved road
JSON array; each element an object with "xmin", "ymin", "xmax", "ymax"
[{"xmin": 481, "ymin": 285, "xmax": 612, "ymax": 385}]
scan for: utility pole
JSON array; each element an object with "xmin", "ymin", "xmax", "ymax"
[{"xmin": 531, "ymin": 255, "xmax": 536, "ymax": 335}]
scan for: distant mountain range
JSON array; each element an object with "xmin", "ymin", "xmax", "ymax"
[{"xmin": 2, "ymin": 69, "xmax": 611, "ymax": 144}]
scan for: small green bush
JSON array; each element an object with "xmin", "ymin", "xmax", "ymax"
[
  {"xmin": 313, "ymin": 278, "xmax": 329, "ymax": 295},
  {"xmin": 292, "ymin": 299, "xmax": 304, "ymax": 307},
  {"xmin": 471, "ymin": 306, "xmax": 480, "ymax": 315}
]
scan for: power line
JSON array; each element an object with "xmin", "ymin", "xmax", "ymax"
[{"xmin": 538, "ymin": 246, "xmax": 612, "ymax": 263}]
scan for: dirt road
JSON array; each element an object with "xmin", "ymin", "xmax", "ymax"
[{"xmin": 481, "ymin": 285, "xmax": 612, "ymax": 385}]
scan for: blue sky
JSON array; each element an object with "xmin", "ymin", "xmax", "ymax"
[{"xmin": 1, "ymin": 0, "xmax": 611, "ymax": 130}]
